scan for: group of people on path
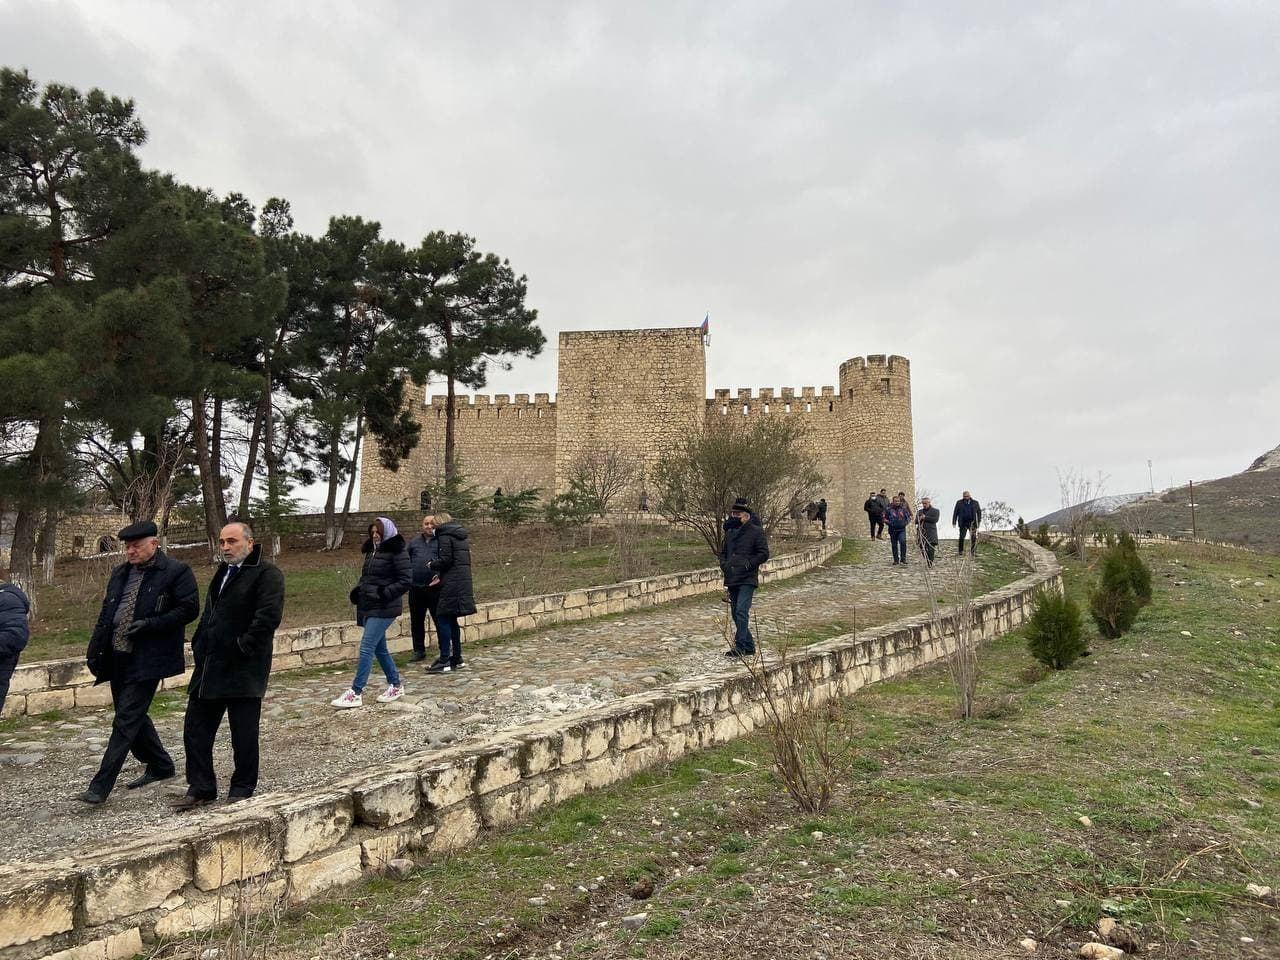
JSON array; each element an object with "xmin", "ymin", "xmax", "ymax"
[
  {"xmin": 329, "ymin": 512, "xmax": 477, "ymax": 709},
  {"xmin": 863, "ymin": 489, "xmax": 984, "ymax": 566}
]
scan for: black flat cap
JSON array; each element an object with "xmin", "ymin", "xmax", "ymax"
[{"xmin": 118, "ymin": 520, "xmax": 158, "ymax": 541}]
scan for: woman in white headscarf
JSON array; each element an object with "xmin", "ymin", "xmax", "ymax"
[{"xmin": 332, "ymin": 517, "xmax": 411, "ymax": 708}]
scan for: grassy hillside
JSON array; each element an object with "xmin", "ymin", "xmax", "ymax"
[
  {"xmin": 193, "ymin": 542, "xmax": 1279, "ymax": 959},
  {"xmin": 1108, "ymin": 467, "xmax": 1280, "ymax": 553}
]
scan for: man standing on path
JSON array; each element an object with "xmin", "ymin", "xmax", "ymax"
[
  {"xmin": 174, "ymin": 520, "xmax": 285, "ymax": 811},
  {"xmin": 916, "ymin": 497, "xmax": 941, "ymax": 566},
  {"xmin": 953, "ymin": 491, "xmax": 983, "ymax": 556},
  {"xmin": 79, "ymin": 521, "xmax": 199, "ymax": 805},
  {"xmin": 720, "ymin": 497, "xmax": 770, "ymax": 659},
  {"xmin": 0, "ymin": 576, "xmax": 30, "ymax": 717},
  {"xmin": 406, "ymin": 516, "xmax": 440, "ymax": 663},
  {"xmin": 875, "ymin": 489, "xmax": 891, "ymax": 538},
  {"xmin": 863, "ymin": 491, "xmax": 884, "ymax": 540},
  {"xmin": 425, "ymin": 512, "xmax": 477, "ymax": 673},
  {"xmin": 816, "ymin": 498, "xmax": 828, "ymax": 535},
  {"xmin": 884, "ymin": 495, "xmax": 914, "ymax": 566}
]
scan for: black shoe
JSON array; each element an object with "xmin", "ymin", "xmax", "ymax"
[
  {"xmin": 426, "ymin": 659, "xmax": 453, "ymax": 674},
  {"xmin": 450, "ymin": 660, "xmax": 466, "ymax": 671},
  {"xmin": 170, "ymin": 794, "xmax": 215, "ymax": 813},
  {"xmin": 226, "ymin": 793, "xmax": 253, "ymax": 804},
  {"xmin": 409, "ymin": 651, "xmax": 428, "ymax": 663},
  {"xmin": 126, "ymin": 769, "xmax": 174, "ymax": 790},
  {"xmin": 725, "ymin": 648, "xmax": 755, "ymax": 659},
  {"xmin": 75, "ymin": 790, "xmax": 106, "ymax": 805}
]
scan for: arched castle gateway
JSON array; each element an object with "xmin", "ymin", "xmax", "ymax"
[{"xmin": 359, "ymin": 326, "xmax": 915, "ymax": 532}]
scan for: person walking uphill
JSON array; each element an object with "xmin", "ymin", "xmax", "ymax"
[
  {"xmin": 916, "ymin": 497, "xmax": 941, "ymax": 566},
  {"xmin": 721, "ymin": 498, "xmax": 770, "ymax": 658},
  {"xmin": 863, "ymin": 491, "xmax": 884, "ymax": 540},
  {"xmin": 174, "ymin": 520, "xmax": 285, "ymax": 811},
  {"xmin": 424, "ymin": 511, "xmax": 476, "ymax": 674},
  {"xmin": 953, "ymin": 491, "xmax": 983, "ymax": 557},
  {"xmin": 884, "ymin": 495, "xmax": 914, "ymax": 566},
  {"xmin": 79, "ymin": 521, "xmax": 199, "ymax": 805},
  {"xmin": 332, "ymin": 518, "xmax": 411, "ymax": 708},
  {"xmin": 406, "ymin": 516, "xmax": 440, "ymax": 663},
  {"xmin": 0, "ymin": 577, "xmax": 30, "ymax": 717}
]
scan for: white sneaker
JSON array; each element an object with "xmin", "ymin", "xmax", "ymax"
[
  {"xmin": 376, "ymin": 684, "xmax": 404, "ymax": 703},
  {"xmin": 331, "ymin": 689, "xmax": 362, "ymax": 709}
]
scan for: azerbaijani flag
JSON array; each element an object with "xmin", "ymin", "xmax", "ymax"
[{"xmin": 700, "ymin": 313, "xmax": 709, "ymax": 335}]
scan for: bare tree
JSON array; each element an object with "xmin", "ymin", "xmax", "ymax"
[
  {"xmin": 1057, "ymin": 468, "xmax": 1108, "ymax": 560},
  {"xmin": 651, "ymin": 416, "xmax": 824, "ymax": 558},
  {"xmin": 981, "ymin": 499, "xmax": 1016, "ymax": 531},
  {"xmin": 568, "ymin": 443, "xmax": 642, "ymax": 515},
  {"xmin": 917, "ymin": 547, "xmax": 982, "ymax": 719}
]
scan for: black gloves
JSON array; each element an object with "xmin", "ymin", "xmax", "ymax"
[{"xmin": 123, "ymin": 618, "xmax": 151, "ymax": 638}]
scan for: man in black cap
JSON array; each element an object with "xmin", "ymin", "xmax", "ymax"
[
  {"xmin": 720, "ymin": 497, "xmax": 770, "ymax": 658},
  {"xmin": 174, "ymin": 519, "xmax": 285, "ymax": 811},
  {"xmin": 79, "ymin": 520, "xmax": 199, "ymax": 805}
]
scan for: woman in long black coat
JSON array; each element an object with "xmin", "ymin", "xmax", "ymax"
[
  {"xmin": 332, "ymin": 517, "xmax": 411, "ymax": 708},
  {"xmin": 425, "ymin": 511, "xmax": 477, "ymax": 673}
]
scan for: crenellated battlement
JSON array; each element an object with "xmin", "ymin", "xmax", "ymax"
[
  {"xmin": 424, "ymin": 392, "xmax": 556, "ymax": 409},
  {"xmin": 708, "ymin": 386, "xmax": 841, "ymax": 413}
]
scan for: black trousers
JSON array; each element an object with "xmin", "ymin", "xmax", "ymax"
[
  {"xmin": 183, "ymin": 695, "xmax": 262, "ymax": 800},
  {"xmin": 920, "ymin": 537, "xmax": 937, "ymax": 565},
  {"xmin": 0, "ymin": 651, "xmax": 19, "ymax": 717},
  {"xmin": 958, "ymin": 522, "xmax": 978, "ymax": 555},
  {"xmin": 89, "ymin": 677, "xmax": 174, "ymax": 796},
  {"xmin": 407, "ymin": 584, "xmax": 435, "ymax": 657}
]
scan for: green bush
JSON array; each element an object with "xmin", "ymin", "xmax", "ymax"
[
  {"xmin": 1026, "ymin": 588, "xmax": 1087, "ymax": 669},
  {"xmin": 1034, "ymin": 523, "xmax": 1053, "ymax": 548},
  {"xmin": 1090, "ymin": 547, "xmax": 1141, "ymax": 638},
  {"xmin": 1116, "ymin": 531, "xmax": 1153, "ymax": 603},
  {"xmin": 492, "ymin": 487, "xmax": 542, "ymax": 526}
]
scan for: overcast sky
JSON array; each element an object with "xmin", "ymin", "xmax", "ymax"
[{"xmin": 5, "ymin": 0, "xmax": 1277, "ymax": 520}]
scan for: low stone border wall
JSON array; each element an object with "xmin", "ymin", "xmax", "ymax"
[
  {"xmin": 0, "ymin": 536, "xmax": 1057, "ymax": 959},
  {"xmin": 2, "ymin": 539, "xmax": 843, "ymax": 719}
]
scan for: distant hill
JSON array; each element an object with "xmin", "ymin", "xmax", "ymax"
[
  {"xmin": 1032, "ymin": 444, "xmax": 1280, "ymax": 553},
  {"xmin": 1029, "ymin": 493, "xmax": 1149, "ymax": 530}
]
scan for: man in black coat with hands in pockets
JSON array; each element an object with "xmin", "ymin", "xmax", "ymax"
[
  {"xmin": 721, "ymin": 497, "xmax": 770, "ymax": 659},
  {"xmin": 173, "ymin": 520, "xmax": 285, "ymax": 811},
  {"xmin": 80, "ymin": 521, "xmax": 200, "ymax": 805}
]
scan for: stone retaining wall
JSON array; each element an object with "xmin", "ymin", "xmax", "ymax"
[
  {"xmin": 1, "ymin": 539, "xmax": 843, "ymax": 719},
  {"xmin": 0, "ymin": 536, "xmax": 1058, "ymax": 959}
]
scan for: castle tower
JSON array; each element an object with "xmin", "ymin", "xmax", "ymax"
[
  {"xmin": 556, "ymin": 327, "xmax": 707, "ymax": 498},
  {"xmin": 838, "ymin": 355, "xmax": 915, "ymax": 514}
]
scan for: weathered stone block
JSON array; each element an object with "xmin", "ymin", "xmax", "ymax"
[
  {"xmin": 428, "ymin": 802, "xmax": 481, "ymax": 854},
  {"xmin": 360, "ymin": 827, "xmax": 418, "ymax": 870},
  {"xmin": 517, "ymin": 731, "xmax": 561, "ymax": 777},
  {"xmin": 583, "ymin": 753, "xmax": 623, "ymax": 790},
  {"xmin": 192, "ymin": 818, "xmax": 280, "ymax": 891},
  {"xmin": 0, "ymin": 693, "xmax": 25, "ymax": 718},
  {"xmin": 9, "ymin": 664, "xmax": 50, "ymax": 694},
  {"xmin": 43, "ymin": 926, "xmax": 144, "ymax": 960},
  {"xmin": 83, "ymin": 841, "xmax": 192, "ymax": 925},
  {"xmin": 421, "ymin": 756, "xmax": 477, "ymax": 809},
  {"xmin": 478, "ymin": 786, "xmax": 523, "ymax": 829},
  {"xmin": 485, "ymin": 600, "xmax": 518, "ymax": 621},
  {"xmin": 580, "ymin": 716, "xmax": 614, "ymax": 760},
  {"xmin": 548, "ymin": 765, "xmax": 587, "ymax": 804},
  {"xmin": 0, "ymin": 869, "xmax": 77, "ymax": 948},
  {"xmin": 473, "ymin": 743, "xmax": 522, "ymax": 794},
  {"xmin": 24, "ymin": 687, "xmax": 76, "ymax": 714},
  {"xmin": 281, "ymin": 792, "xmax": 354, "ymax": 863},
  {"xmin": 353, "ymin": 771, "xmax": 419, "ymax": 828},
  {"xmin": 288, "ymin": 844, "xmax": 363, "ymax": 903},
  {"xmin": 288, "ymin": 626, "xmax": 325, "ymax": 651},
  {"xmin": 153, "ymin": 880, "xmax": 285, "ymax": 937},
  {"xmin": 46, "ymin": 660, "xmax": 94, "ymax": 688},
  {"xmin": 621, "ymin": 743, "xmax": 663, "ymax": 778},
  {"xmin": 613, "ymin": 706, "xmax": 653, "ymax": 750}
]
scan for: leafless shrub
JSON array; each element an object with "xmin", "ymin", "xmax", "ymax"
[
  {"xmin": 916, "ymin": 539, "xmax": 981, "ymax": 719},
  {"xmin": 567, "ymin": 443, "xmax": 642, "ymax": 515},
  {"xmin": 1057, "ymin": 467, "xmax": 1108, "ymax": 560},
  {"xmin": 612, "ymin": 513, "xmax": 651, "ymax": 581},
  {"xmin": 725, "ymin": 614, "xmax": 858, "ymax": 814}
]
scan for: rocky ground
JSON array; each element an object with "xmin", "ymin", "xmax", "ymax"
[{"xmin": 0, "ymin": 538, "xmax": 1025, "ymax": 863}]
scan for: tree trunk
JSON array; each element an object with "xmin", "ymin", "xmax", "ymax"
[
  {"xmin": 191, "ymin": 393, "xmax": 226, "ymax": 553},
  {"xmin": 237, "ymin": 390, "xmax": 268, "ymax": 518},
  {"xmin": 340, "ymin": 414, "xmax": 363, "ymax": 536},
  {"xmin": 38, "ymin": 509, "xmax": 58, "ymax": 585},
  {"xmin": 211, "ymin": 395, "xmax": 224, "ymax": 507},
  {"xmin": 322, "ymin": 417, "xmax": 345, "ymax": 551},
  {"xmin": 443, "ymin": 317, "xmax": 457, "ymax": 483},
  {"xmin": 10, "ymin": 415, "xmax": 61, "ymax": 589}
]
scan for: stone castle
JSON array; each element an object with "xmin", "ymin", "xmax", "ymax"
[{"xmin": 359, "ymin": 326, "xmax": 915, "ymax": 532}]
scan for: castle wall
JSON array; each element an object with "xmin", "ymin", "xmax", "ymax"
[
  {"xmin": 360, "ymin": 386, "xmax": 557, "ymax": 511},
  {"xmin": 555, "ymin": 328, "xmax": 706, "ymax": 499}
]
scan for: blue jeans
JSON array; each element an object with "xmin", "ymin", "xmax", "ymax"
[
  {"xmin": 728, "ymin": 584, "xmax": 756, "ymax": 653},
  {"xmin": 352, "ymin": 617, "xmax": 400, "ymax": 694},
  {"xmin": 889, "ymin": 528, "xmax": 908, "ymax": 563},
  {"xmin": 433, "ymin": 613, "xmax": 462, "ymax": 664}
]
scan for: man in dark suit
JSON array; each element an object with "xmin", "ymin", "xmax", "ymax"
[
  {"xmin": 174, "ymin": 519, "xmax": 285, "ymax": 811},
  {"xmin": 80, "ymin": 521, "xmax": 199, "ymax": 805}
]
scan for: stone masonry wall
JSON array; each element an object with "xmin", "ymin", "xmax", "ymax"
[
  {"xmin": 1, "ymin": 540, "xmax": 842, "ymax": 719},
  {"xmin": 360, "ymin": 382, "xmax": 558, "ymax": 512},
  {"xmin": 555, "ymin": 328, "xmax": 707, "ymax": 501},
  {"xmin": 0, "ymin": 537, "xmax": 1058, "ymax": 960}
]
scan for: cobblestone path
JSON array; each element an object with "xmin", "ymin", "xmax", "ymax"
[{"xmin": 0, "ymin": 540, "xmax": 1025, "ymax": 861}]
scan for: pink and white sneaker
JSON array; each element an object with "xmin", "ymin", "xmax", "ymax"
[
  {"xmin": 376, "ymin": 684, "xmax": 405, "ymax": 703},
  {"xmin": 331, "ymin": 689, "xmax": 363, "ymax": 709}
]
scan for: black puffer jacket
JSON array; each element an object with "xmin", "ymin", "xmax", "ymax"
[
  {"xmin": 190, "ymin": 543, "xmax": 286, "ymax": 700},
  {"xmin": 86, "ymin": 550, "xmax": 200, "ymax": 684},
  {"xmin": 350, "ymin": 534, "xmax": 411, "ymax": 625},
  {"xmin": 0, "ymin": 583, "xmax": 30, "ymax": 659},
  {"xmin": 430, "ymin": 523, "xmax": 477, "ymax": 618},
  {"xmin": 720, "ymin": 514, "xmax": 770, "ymax": 588}
]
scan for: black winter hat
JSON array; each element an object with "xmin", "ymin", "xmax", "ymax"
[
  {"xmin": 118, "ymin": 520, "xmax": 158, "ymax": 541},
  {"xmin": 731, "ymin": 497, "xmax": 751, "ymax": 514}
]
